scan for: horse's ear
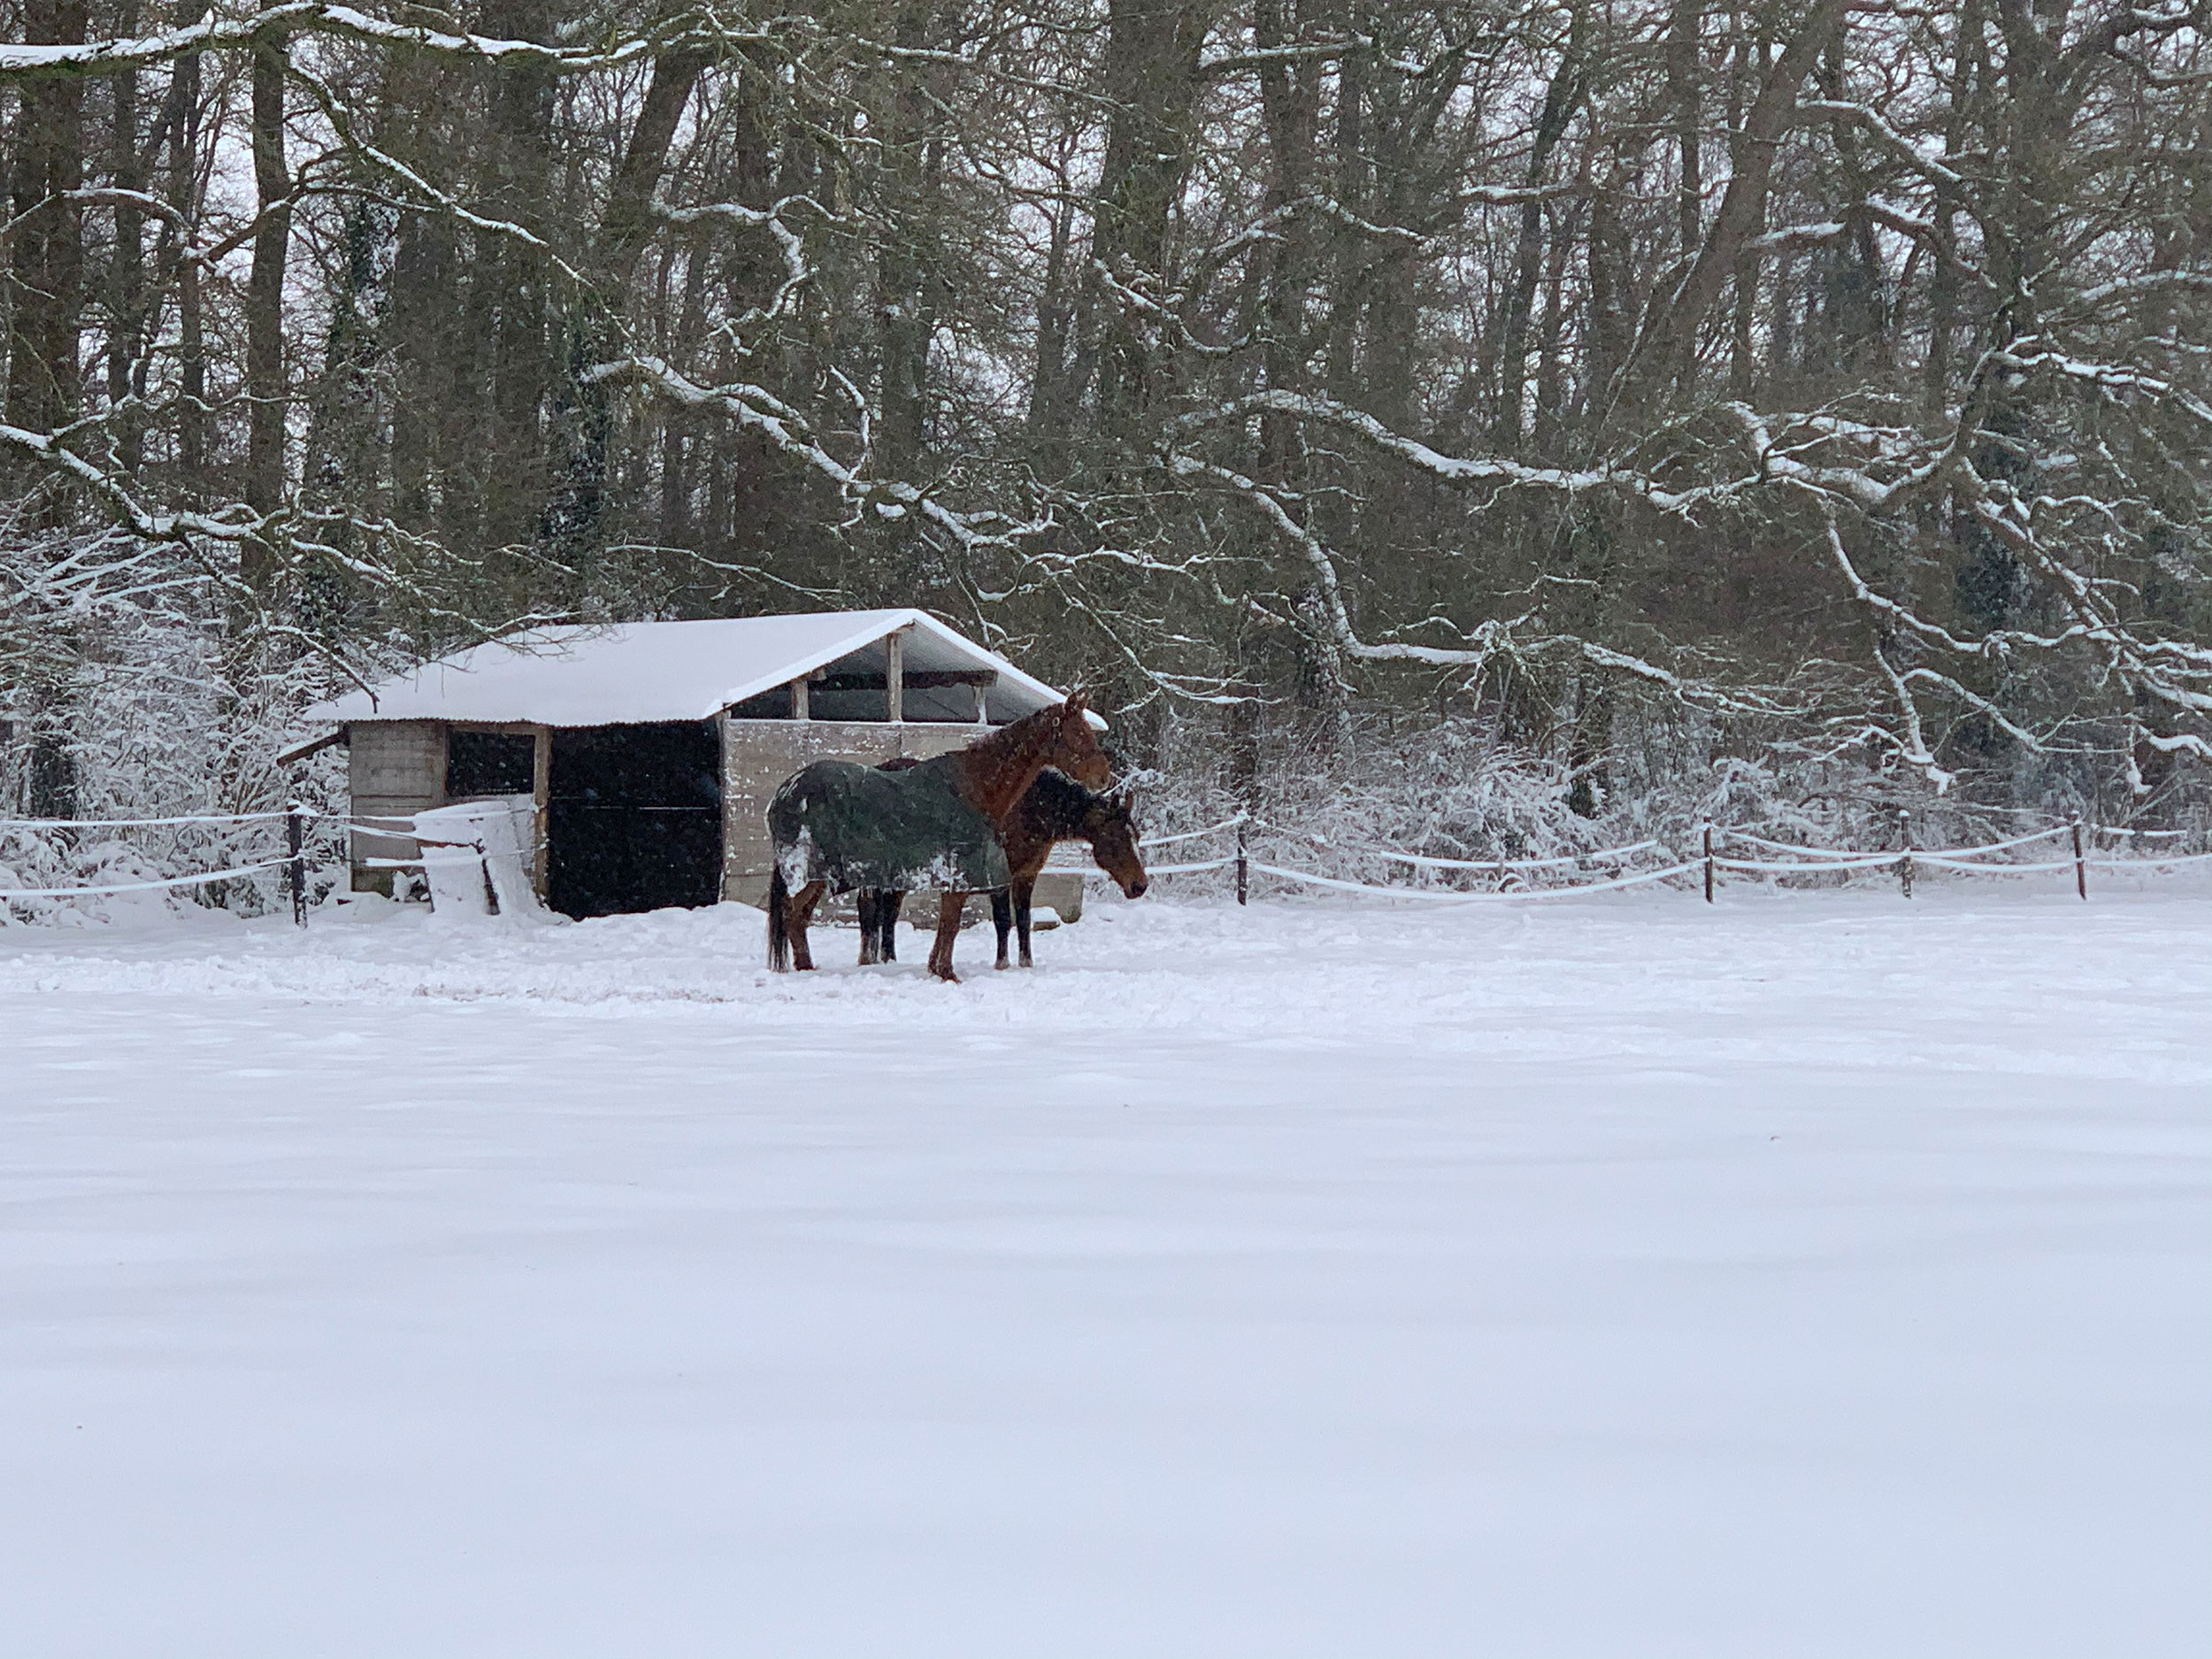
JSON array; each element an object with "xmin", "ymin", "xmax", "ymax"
[{"xmin": 1064, "ymin": 687, "xmax": 1090, "ymax": 718}]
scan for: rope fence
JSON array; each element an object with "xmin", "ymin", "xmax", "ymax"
[
  {"xmin": 0, "ymin": 859, "xmax": 292, "ymax": 898},
  {"xmin": 1, "ymin": 804, "xmax": 319, "ymax": 917},
  {"xmin": 4, "ymin": 802, "xmax": 2208, "ymax": 916},
  {"xmin": 1092, "ymin": 811, "xmax": 2212, "ymax": 906},
  {"xmin": 1248, "ymin": 858, "xmax": 1705, "ymax": 902},
  {"xmin": 1138, "ymin": 813, "xmax": 1248, "ymax": 849},
  {"xmin": 1725, "ymin": 825, "xmax": 2067, "ymax": 859},
  {"xmin": 0, "ymin": 810, "xmax": 296, "ymax": 830},
  {"xmin": 1368, "ymin": 838, "xmax": 1663, "ymax": 872},
  {"xmin": 1136, "ymin": 856, "xmax": 1240, "ymax": 877},
  {"xmin": 0, "ymin": 801, "xmax": 543, "ymax": 917}
]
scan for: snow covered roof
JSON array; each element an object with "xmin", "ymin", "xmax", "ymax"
[{"xmin": 304, "ymin": 611, "xmax": 1095, "ymax": 729}]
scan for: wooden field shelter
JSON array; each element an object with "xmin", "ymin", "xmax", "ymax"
[{"xmin": 289, "ymin": 611, "xmax": 1098, "ymax": 922}]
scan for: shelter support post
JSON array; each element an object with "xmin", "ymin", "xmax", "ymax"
[
  {"xmin": 533, "ymin": 726, "xmax": 552, "ymax": 898},
  {"xmin": 790, "ymin": 675, "xmax": 810, "ymax": 720},
  {"xmin": 718, "ymin": 711, "xmax": 736, "ymax": 902},
  {"xmin": 2072, "ymin": 818, "xmax": 2087, "ymax": 900},
  {"xmin": 886, "ymin": 627, "xmax": 905, "ymax": 723}
]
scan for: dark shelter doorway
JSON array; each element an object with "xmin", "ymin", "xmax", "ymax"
[{"xmin": 547, "ymin": 722, "xmax": 722, "ymax": 918}]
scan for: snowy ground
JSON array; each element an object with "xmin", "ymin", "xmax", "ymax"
[{"xmin": 4, "ymin": 878, "xmax": 2208, "ymax": 1658}]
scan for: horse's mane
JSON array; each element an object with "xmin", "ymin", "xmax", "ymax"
[{"xmin": 1023, "ymin": 768, "xmax": 1096, "ymax": 833}]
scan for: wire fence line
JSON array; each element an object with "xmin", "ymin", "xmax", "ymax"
[
  {"xmin": 0, "ymin": 860, "xmax": 291, "ymax": 898},
  {"xmin": 1725, "ymin": 826, "xmax": 2067, "ymax": 859},
  {"xmin": 1367, "ymin": 839, "xmax": 1663, "ymax": 872},
  {"xmin": 1247, "ymin": 859, "xmax": 1705, "ymax": 902},
  {"xmin": 1133, "ymin": 856, "xmax": 1239, "ymax": 877},
  {"xmin": 1715, "ymin": 853, "xmax": 1905, "ymax": 874},
  {"xmin": 1095, "ymin": 813, "xmax": 2212, "ymax": 905},
  {"xmin": 1, "ymin": 803, "xmax": 319, "ymax": 917},
  {"xmin": 0, "ymin": 810, "xmax": 296, "ymax": 830},
  {"xmin": 1138, "ymin": 813, "xmax": 1248, "ymax": 849},
  {"xmin": 4, "ymin": 803, "xmax": 2208, "ymax": 912}
]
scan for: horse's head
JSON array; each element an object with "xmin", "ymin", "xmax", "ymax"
[
  {"xmin": 1048, "ymin": 689, "xmax": 1112, "ymax": 788},
  {"xmin": 1080, "ymin": 787, "xmax": 1148, "ymax": 899}
]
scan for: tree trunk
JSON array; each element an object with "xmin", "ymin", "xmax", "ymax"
[
  {"xmin": 1089, "ymin": 0, "xmax": 1207, "ymax": 446},
  {"xmin": 875, "ymin": 0, "xmax": 940, "ymax": 483},
  {"xmin": 1669, "ymin": 0, "xmax": 1701, "ymax": 262},
  {"xmin": 1629, "ymin": 0, "xmax": 1839, "ymax": 401},
  {"xmin": 1254, "ymin": 0, "xmax": 1320, "ymax": 478},
  {"xmin": 1494, "ymin": 12, "xmax": 1586, "ymax": 449},
  {"xmin": 7, "ymin": 0, "xmax": 88, "ymax": 449},
  {"xmin": 165, "ymin": 1, "xmax": 210, "ymax": 497},
  {"xmin": 244, "ymin": 34, "xmax": 292, "ymax": 544},
  {"xmin": 106, "ymin": 0, "xmax": 147, "ymax": 474},
  {"xmin": 596, "ymin": 50, "xmax": 709, "ymax": 281}
]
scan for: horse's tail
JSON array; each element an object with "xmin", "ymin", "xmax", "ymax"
[{"xmin": 767, "ymin": 865, "xmax": 792, "ymax": 972}]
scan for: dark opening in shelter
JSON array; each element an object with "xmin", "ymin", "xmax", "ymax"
[
  {"xmin": 446, "ymin": 731, "xmax": 534, "ymax": 796},
  {"xmin": 547, "ymin": 722, "xmax": 722, "ymax": 918}
]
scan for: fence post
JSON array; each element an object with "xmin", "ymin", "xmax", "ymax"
[
  {"xmin": 1235, "ymin": 819, "xmax": 1248, "ymax": 906},
  {"xmin": 1702, "ymin": 824, "xmax": 1715, "ymax": 902},
  {"xmin": 2072, "ymin": 818, "xmax": 2087, "ymax": 901},
  {"xmin": 286, "ymin": 798, "xmax": 307, "ymax": 926},
  {"xmin": 1897, "ymin": 809, "xmax": 1914, "ymax": 901}
]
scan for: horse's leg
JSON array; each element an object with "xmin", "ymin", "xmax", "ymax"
[
  {"xmin": 992, "ymin": 889, "xmax": 1012, "ymax": 970},
  {"xmin": 856, "ymin": 891, "xmax": 880, "ymax": 965},
  {"xmin": 1016, "ymin": 879, "xmax": 1036, "ymax": 968},
  {"xmin": 879, "ymin": 891, "xmax": 904, "ymax": 962},
  {"xmin": 767, "ymin": 866, "xmax": 791, "ymax": 971},
  {"xmin": 928, "ymin": 891, "xmax": 964, "ymax": 983},
  {"xmin": 788, "ymin": 880, "xmax": 827, "ymax": 971}
]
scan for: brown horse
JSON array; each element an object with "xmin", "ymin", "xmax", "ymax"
[
  {"xmin": 860, "ymin": 770, "xmax": 1149, "ymax": 970},
  {"xmin": 989, "ymin": 774, "xmax": 1148, "ymax": 968},
  {"xmin": 767, "ymin": 691, "xmax": 1108, "ymax": 979}
]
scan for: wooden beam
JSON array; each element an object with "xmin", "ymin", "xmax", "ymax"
[
  {"xmin": 532, "ymin": 726, "xmax": 552, "ymax": 899},
  {"xmin": 717, "ymin": 711, "xmax": 736, "ymax": 902},
  {"xmin": 789, "ymin": 674, "xmax": 810, "ymax": 720},
  {"xmin": 886, "ymin": 628, "xmax": 904, "ymax": 724},
  {"xmin": 810, "ymin": 669, "xmax": 998, "ymax": 691},
  {"xmin": 275, "ymin": 727, "xmax": 346, "ymax": 766}
]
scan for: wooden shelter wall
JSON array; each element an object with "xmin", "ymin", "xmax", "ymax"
[{"xmin": 348, "ymin": 720, "xmax": 444, "ymax": 891}]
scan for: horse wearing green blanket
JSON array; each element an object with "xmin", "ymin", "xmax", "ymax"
[{"xmin": 766, "ymin": 692, "xmax": 1109, "ymax": 981}]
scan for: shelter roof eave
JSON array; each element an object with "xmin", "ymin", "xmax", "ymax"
[{"xmin": 300, "ymin": 610, "xmax": 1102, "ymax": 730}]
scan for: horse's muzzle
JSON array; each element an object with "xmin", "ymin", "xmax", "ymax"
[{"xmin": 1125, "ymin": 879, "xmax": 1148, "ymax": 899}]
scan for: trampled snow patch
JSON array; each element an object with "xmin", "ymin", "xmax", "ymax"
[{"xmin": 4, "ymin": 885, "xmax": 2208, "ymax": 1655}]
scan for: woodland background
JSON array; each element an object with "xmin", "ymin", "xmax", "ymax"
[{"xmin": 3, "ymin": 0, "xmax": 2210, "ymax": 901}]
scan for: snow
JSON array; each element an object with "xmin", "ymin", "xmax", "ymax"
[
  {"xmin": 305, "ymin": 610, "xmax": 1077, "ymax": 727},
  {"xmin": 4, "ymin": 884, "xmax": 2208, "ymax": 1657}
]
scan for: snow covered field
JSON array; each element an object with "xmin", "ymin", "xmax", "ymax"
[{"xmin": 5, "ymin": 880, "xmax": 2208, "ymax": 1658}]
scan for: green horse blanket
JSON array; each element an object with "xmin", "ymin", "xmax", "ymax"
[{"xmin": 769, "ymin": 754, "xmax": 1010, "ymax": 893}]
